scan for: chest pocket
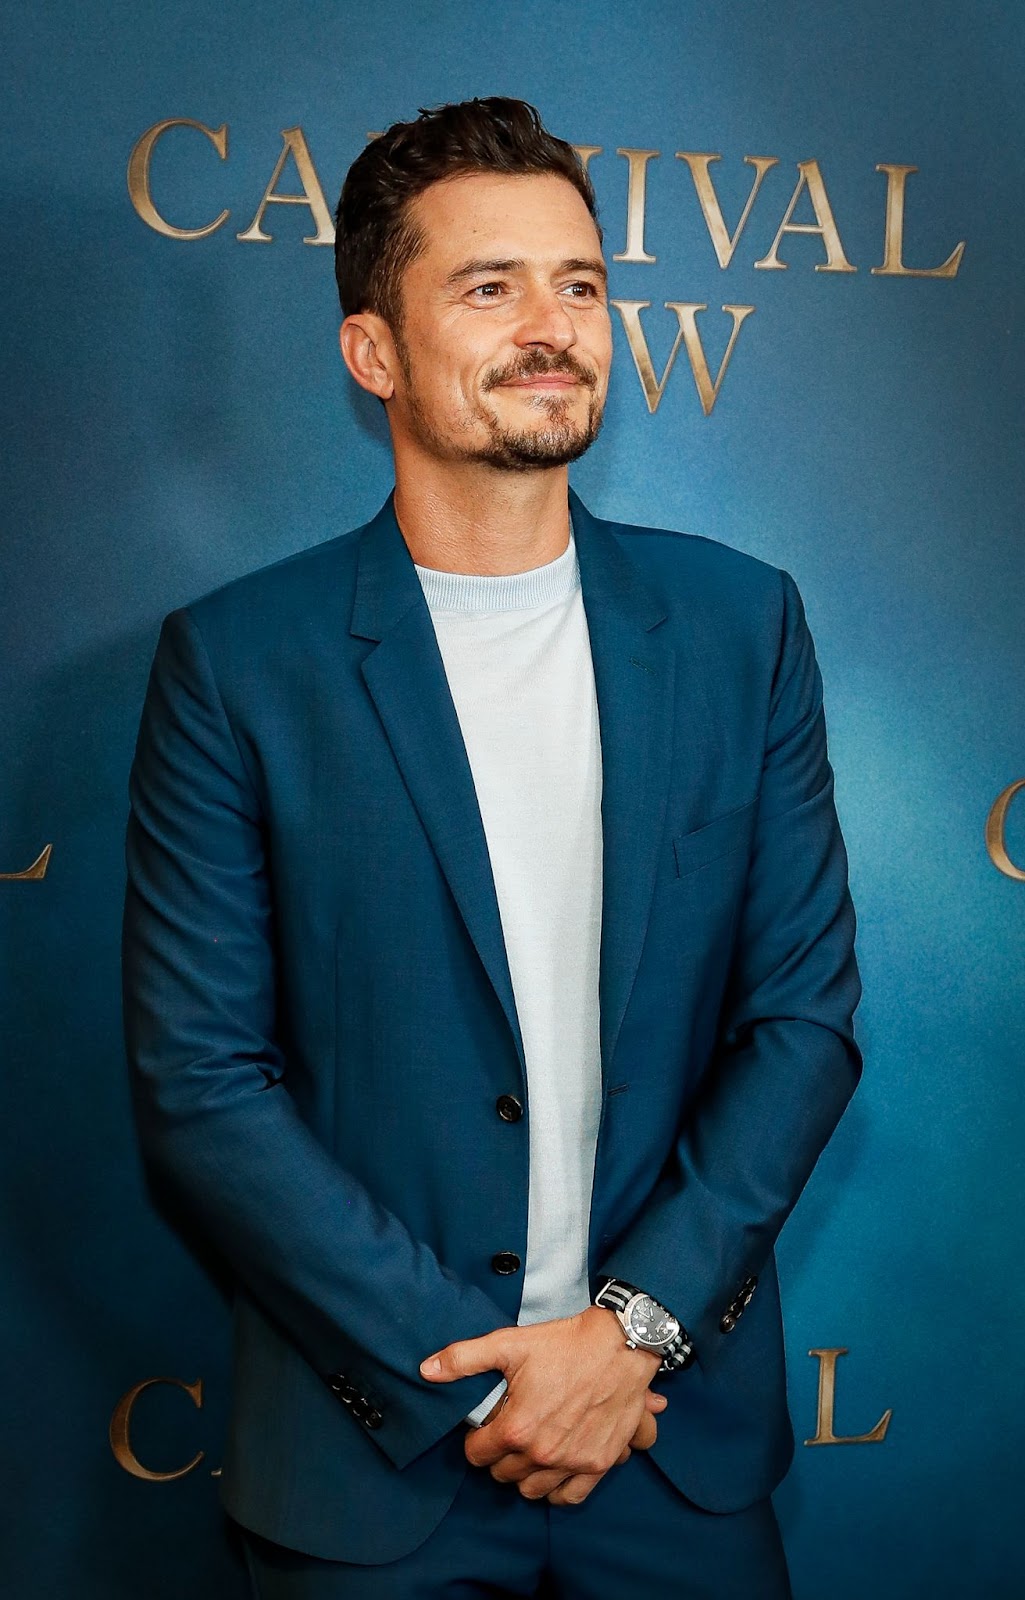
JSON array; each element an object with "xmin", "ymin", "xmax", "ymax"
[{"xmin": 671, "ymin": 798, "xmax": 757, "ymax": 879}]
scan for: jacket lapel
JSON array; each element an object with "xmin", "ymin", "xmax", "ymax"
[
  {"xmin": 568, "ymin": 490, "xmax": 676, "ymax": 1078},
  {"xmin": 350, "ymin": 489, "xmax": 676, "ymax": 1089},
  {"xmin": 352, "ymin": 495, "xmax": 528, "ymax": 1080}
]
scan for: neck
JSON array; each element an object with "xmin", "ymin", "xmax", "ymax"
[{"xmin": 392, "ymin": 455, "xmax": 572, "ymax": 576}]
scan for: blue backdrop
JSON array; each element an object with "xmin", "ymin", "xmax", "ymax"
[{"xmin": 3, "ymin": 2, "xmax": 1023, "ymax": 1594}]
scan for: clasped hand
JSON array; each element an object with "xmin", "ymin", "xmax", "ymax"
[{"xmin": 419, "ymin": 1304, "xmax": 668, "ymax": 1505}]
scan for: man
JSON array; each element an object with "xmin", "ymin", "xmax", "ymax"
[{"xmin": 122, "ymin": 97, "xmax": 861, "ymax": 1597}]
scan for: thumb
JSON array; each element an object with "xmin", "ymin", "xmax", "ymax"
[{"xmin": 419, "ymin": 1329, "xmax": 513, "ymax": 1383}]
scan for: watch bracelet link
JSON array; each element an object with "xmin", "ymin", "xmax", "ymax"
[{"xmin": 595, "ymin": 1277, "xmax": 695, "ymax": 1372}]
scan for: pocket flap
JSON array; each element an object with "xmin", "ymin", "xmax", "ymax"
[{"xmin": 672, "ymin": 799, "xmax": 757, "ymax": 878}]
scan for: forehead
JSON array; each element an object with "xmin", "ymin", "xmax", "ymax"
[{"xmin": 407, "ymin": 171, "xmax": 602, "ymax": 275}]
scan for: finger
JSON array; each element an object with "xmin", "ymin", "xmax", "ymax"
[
  {"xmin": 486, "ymin": 1451, "xmax": 537, "ymax": 1484},
  {"xmin": 514, "ymin": 1467, "xmax": 576, "ymax": 1501},
  {"xmin": 546, "ymin": 1472, "xmax": 605, "ymax": 1506},
  {"xmin": 629, "ymin": 1411, "xmax": 658, "ymax": 1451},
  {"xmin": 420, "ymin": 1330, "xmax": 512, "ymax": 1382},
  {"xmin": 644, "ymin": 1390, "xmax": 668, "ymax": 1412},
  {"xmin": 466, "ymin": 1423, "xmax": 534, "ymax": 1469},
  {"xmin": 479, "ymin": 1434, "xmax": 633, "ymax": 1485}
]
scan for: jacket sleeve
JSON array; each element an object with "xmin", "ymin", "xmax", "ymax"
[
  {"xmin": 121, "ymin": 605, "xmax": 511, "ymax": 1471},
  {"xmin": 596, "ymin": 568, "xmax": 863, "ymax": 1373}
]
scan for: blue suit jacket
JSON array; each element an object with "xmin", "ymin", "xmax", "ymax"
[{"xmin": 121, "ymin": 489, "xmax": 861, "ymax": 1564}]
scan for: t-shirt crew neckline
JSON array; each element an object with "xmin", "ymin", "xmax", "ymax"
[{"xmin": 413, "ymin": 519, "xmax": 579, "ymax": 615}]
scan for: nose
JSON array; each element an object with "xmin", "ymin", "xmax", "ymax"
[{"xmin": 513, "ymin": 283, "xmax": 577, "ymax": 352}]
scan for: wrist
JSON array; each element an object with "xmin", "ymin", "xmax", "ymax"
[
  {"xmin": 593, "ymin": 1277, "xmax": 696, "ymax": 1372},
  {"xmin": 586, "ymin": 1303, "xmax": 662, "ymax": 1374}
]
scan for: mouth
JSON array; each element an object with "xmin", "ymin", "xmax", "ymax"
[{"xmin": 500, "ymin": 376, "xmax": 580, "ymax": 390}]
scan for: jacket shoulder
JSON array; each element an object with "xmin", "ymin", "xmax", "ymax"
[
  {"xmin": 177, "ymin": 520, "xmax": 363, "ymax": 642},
  {"xmin": 596, "ymin": 509, "xmax": 789, "ymax": 633}
]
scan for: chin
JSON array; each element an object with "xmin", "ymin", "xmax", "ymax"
[{"xmin": 481, "ymin": 425, "xmax": 601, "ymax": 472}]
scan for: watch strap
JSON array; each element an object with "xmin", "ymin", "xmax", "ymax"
[{"xmin": 595, "ymin": 1277, "xmax": 695, "ymax": 1372}]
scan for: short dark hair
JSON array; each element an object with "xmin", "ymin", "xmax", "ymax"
[{"xmin": 334, "ymin": 96, "xmax": 602, "ymax": 332}]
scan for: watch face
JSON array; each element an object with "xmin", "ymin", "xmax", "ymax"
[{"xmin": 628, "ymin": 1295, "xmax": 679, "ymax": 1346}]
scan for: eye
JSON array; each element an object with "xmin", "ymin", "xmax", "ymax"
[
  {"xmin": 565, "ymin": 280, "xmax": 600, "ymax": 298},
  {"xmin": 469, "ymin": 281, "xmax": 505, "ymax": 300}
]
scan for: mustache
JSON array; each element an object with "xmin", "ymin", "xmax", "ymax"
[{"xmin": 482, "ymin": 350, "xmax": 598, "ymax": 392}]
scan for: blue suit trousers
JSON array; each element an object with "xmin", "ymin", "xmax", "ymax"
[{"xmin": 236, "ymin": 1450, "xmax": 792, "ymax": 1598}]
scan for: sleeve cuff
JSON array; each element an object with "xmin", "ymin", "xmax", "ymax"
[{"xmin": 464, "ymin": 1376, "xmax": 508, "ymax": 1428}]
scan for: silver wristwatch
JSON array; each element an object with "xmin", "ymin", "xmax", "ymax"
[{"xmin": 594, "ymin": 1277, "xmax": 695, "ymax": 1372}]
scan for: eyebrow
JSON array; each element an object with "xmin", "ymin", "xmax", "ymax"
[{"xmin": 444, "ymin": 256, "xmax": 609, "ymax": 287}]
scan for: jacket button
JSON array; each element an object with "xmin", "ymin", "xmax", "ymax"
[
  {"xmin": 364, "ymin": 1409, "xmax": 383, "ymax": 1430},
  {"xmin": 491, "ymin": 1251, "xmax": 521, "ymax": 1275},
  {"xmin": 351, "ymin": 1395, "xmax": 368, "ymax": 1419},
  {"xmin": 720, "ymin": 1311, "xmax": 737, "ymax": 1334},
  {"xmin": 496, "ymin": 1095, "xmax": 523, "ymax": 1122},
  {"xmin": 340, "ymin": 1382, "xmax": 360, "ymax": 1406}
]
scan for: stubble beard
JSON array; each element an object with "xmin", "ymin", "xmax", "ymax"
[{"xmin": 394, "ymin": 336, "xmax": 606, "ymax": 472}]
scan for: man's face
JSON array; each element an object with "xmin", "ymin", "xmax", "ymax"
[{"xmin": 386, "ymin": 171, "xmax": 612, "ymax": 471}]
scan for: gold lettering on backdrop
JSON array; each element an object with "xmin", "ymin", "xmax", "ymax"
[
  {"xmin": 754, "ymin": 160, "xmax": 857, "ymax": 273},
  {"xmin": 985, "ymin": 780, "xmax": 1025, "ymax": 881},
  {"xmin": 0, "ymin": 844, "xmax": 52, "ymax": 880},
  {"xmin": 236, "ymin": 127, "xmax": 334, "ymax": 245},
  {"xmin": 872, "ymin": 164, "xmax": 966, "ymax": 278},
  {"xmin": 109, "ymin": 1351, "xmax": 892, "ymax": 1479},
  {"xmin": 612, "ymin": 149, "xmax": 660, "ymax": 264},
  {"xmin": 109, "ymin": 1377, "xmax": 205, "ymax": 1480},
  {"xmin": 676, "ymin": 153, "xmax": 780, "ymax": 268},
  {"xmin": 127, "ymin": 119, "xmax": 230, "ymax": 240},
  {"xmin": 571, "ymin": 144, "xmax": 603, "ymax": 176},
  {"xmin": 613, "ymin": 300, "xmax": 755, "ymax": 415},
  {"xmin": 805, "ymin": 1348, "xmax": 893, "ymax": 1445}
]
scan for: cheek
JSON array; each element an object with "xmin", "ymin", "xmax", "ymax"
[
  {"xmin": 416, "ymin": 340, "xmax": 479, "ymax": 404},
  {"xmin": 594, "ymin": 324, "xmax": 614, "ymax": 377},
  {"xmin": 427, "ymin": 363, "xmax": 494, "ymax": 435},
  {"xmin": 408, "ymin": 356, "xmax": 469, "ymax": 419},
  {"xmin": 401, "ymin": 328, "xmax": 503, "ymax": 422}
]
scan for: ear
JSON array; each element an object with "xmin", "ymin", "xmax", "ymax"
[{"xmin": 339, "ymin": 312, "xmax": 398, "ymax": 401}]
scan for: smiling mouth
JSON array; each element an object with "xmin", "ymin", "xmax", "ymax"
[{"xmin": 502, "ymin": 376, "xmax": 579, "ymax": 389}]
